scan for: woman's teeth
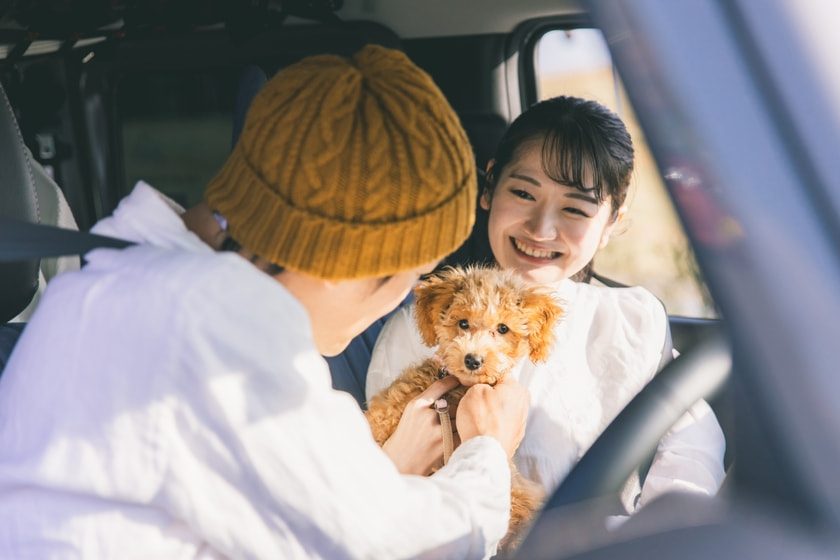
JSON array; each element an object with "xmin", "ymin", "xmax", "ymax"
[{"xmin": 514, "ymin": 239, "xmax": 557, "ymax": 259}]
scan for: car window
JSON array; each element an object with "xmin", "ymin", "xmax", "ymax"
[
  {"xmin": 534, "ymin": 28, "xmax": 716, "ymax": 318},
  {"xmin": 119, "ymin": 68, "xmax": 237, "ymax": 209}
]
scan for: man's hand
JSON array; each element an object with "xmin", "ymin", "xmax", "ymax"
[
  {"xmin": 382, "ymin": 375, "xmax": 461, "ymax": 475},
  {"xmin": 455, "ymin": 375, "xmax": 530, "ymax": 459}
]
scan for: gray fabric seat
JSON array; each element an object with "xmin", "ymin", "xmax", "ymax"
[
  {"xmin": 0, "ymin": 80, "xmax": 41, "ymax": 324},
  {"xmin": 12, "ymin": 146, "xmax": 81, "ymax": 322},
  {"xmin": 0, "ymin": 80, "xmax": 80, "ymax": 374}
]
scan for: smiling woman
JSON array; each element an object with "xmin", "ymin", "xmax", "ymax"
[
  {"xmin": 484, "ymin": 146, "xmax": 622, "ymax": 283},
  {"xmin": 481, "ymin": 95, "xmax": 633, "ymax": 286}
]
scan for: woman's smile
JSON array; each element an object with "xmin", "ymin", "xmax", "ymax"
[{"xmin": 511, "ymin": 238, "xmax": 560, "ymax": 261}]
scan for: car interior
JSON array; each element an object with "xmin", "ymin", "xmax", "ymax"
[
  {"xmin": 1, "ymin": 0, "xmax": 839, "ymax": 557},
  {"xmin": 0, "ymin": 0, "xmax": 728, "ymax": 435}
]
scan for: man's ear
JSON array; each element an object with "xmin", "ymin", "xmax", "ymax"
[{"xmin": 599, "ymin": 205, "xmax": 627, "ymax": 249}]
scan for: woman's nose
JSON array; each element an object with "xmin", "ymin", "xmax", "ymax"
[{"xmin": 525, "ymin": 207, "xmax": 558, "ymax": 240}]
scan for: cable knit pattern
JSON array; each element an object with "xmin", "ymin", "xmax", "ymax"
[{"xmin": 205, "ymin": 45, "xmax": 476, "ymax": 280}]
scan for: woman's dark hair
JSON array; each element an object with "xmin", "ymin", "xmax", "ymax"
[{"xmin": 485, "ymin": 95, "xmax": 634, "ymax": 218}]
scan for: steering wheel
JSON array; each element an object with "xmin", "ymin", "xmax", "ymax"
[{"xmin": 543, "ymin": 325, "xmax": 731, "ymax": 510}]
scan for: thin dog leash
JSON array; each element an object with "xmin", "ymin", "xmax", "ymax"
[
  {"xmin": 434, "ymin": 397, "xmax": 454, "ymax": 464},
  {"xmin": 431, "ymin": 354, "xmax": 455, "ymax": 465}
]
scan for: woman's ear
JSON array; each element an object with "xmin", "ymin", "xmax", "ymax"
[
  {"xmin": 480, "ymin": 188, "xmax": 492, "ymax": 211},
  {"xmin": 599, "ymin": 205, "xmax": 627, "ymax": 249},
  {"xmin": 480, "ymin": 159, "xmax": 495, "ymax": 211}
]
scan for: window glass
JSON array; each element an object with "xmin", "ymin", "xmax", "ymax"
[
  {"xmin": 535, "ymin": 28, "xmax": 715, "ymax": 318},
  {"xmin": 118, "ymin": 69, "xmax": 237, "ymax": 209}
]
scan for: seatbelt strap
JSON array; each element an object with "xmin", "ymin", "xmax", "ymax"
[{"xmin": 0, "ymin": 218, "xmax": 133, "ymax": 261}]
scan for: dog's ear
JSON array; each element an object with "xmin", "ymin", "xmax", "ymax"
[
  {"xmin": 520, "ymin": 287, "xmax": 564, "ymax": 363},
  {"xmin": 413, "ymin": 267, "xmax": 463, "ymax": 348}
]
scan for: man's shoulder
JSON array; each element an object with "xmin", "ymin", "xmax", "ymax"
[{"xmin": 43, "ymin": 246, "xmax": 300, "ymax": 345}]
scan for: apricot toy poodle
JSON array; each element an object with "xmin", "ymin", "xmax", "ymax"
[{"xmin": 365, "ymin": 265, "xmax": 563, "ymax": 551}]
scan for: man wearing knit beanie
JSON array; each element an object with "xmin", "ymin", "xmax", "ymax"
[{"xmin": 0, "ymin": 45, "xmax": 530, "ymax": 559}]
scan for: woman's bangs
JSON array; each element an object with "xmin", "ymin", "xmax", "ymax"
[{"xmin": 540, "ymin": 129, "xmax": 606, "ymax": 203}]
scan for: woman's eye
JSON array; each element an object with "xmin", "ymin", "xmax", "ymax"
[
  {"xmin": 459, "ymin": 319, "xmax": 470, "ymax": 330},
  {"xmin": 511, "ymin": 189, "xmax": 535, "ymax": 201},
  {"xmin": 497, "ymin": 324, "xmax": 509, "ymax": 334},
  {"xmin": 564, "ymin": 206, "xmax": 590, "ymax": 218}
]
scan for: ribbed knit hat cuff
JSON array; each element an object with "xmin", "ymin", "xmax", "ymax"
[{"xmin": 205, "ymin": 141, "xmax": 477, "ymax": 280}]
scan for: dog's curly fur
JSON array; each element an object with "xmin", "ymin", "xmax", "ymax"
[{"xmin": 365, "ymin": 265, "xmax": 564, "ymax": 551}]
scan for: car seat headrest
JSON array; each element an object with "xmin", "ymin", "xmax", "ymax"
[
  {"xmin": 231, "ymin": 64, "xmax": 268, "ymax": 148},
  {"xmin": 0, "ymin": 81, "xmax": 42, "ymax": 323},
  {"xmin": 458, "ymin": 111, "xmax": 508, "ymax": 171},
  {"xmin": 441, "ymin": 111, "xmax": 508, "ymax": 269}
]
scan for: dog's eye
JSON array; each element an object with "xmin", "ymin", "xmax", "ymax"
[
  {"xmin": 459, "ymin": 319, "xmax": 470, "ymax": 330},
  {"xmin": 497, "ymin": 324, "xmax": 509, "ymax": 334}
]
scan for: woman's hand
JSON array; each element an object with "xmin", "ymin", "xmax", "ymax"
[{"xmin": 382, "ymin": 375, "xmax": 461, "ymax": 476}]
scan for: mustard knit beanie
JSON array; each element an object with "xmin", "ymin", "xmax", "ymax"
[{"xmin": 204, "ymin": 44, "xmax": 476, "ymax": 280}]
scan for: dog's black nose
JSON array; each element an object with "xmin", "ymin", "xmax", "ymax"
[{"xmin": 464, "ymin": 354, "xmax": 483, "ymax": 371}]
